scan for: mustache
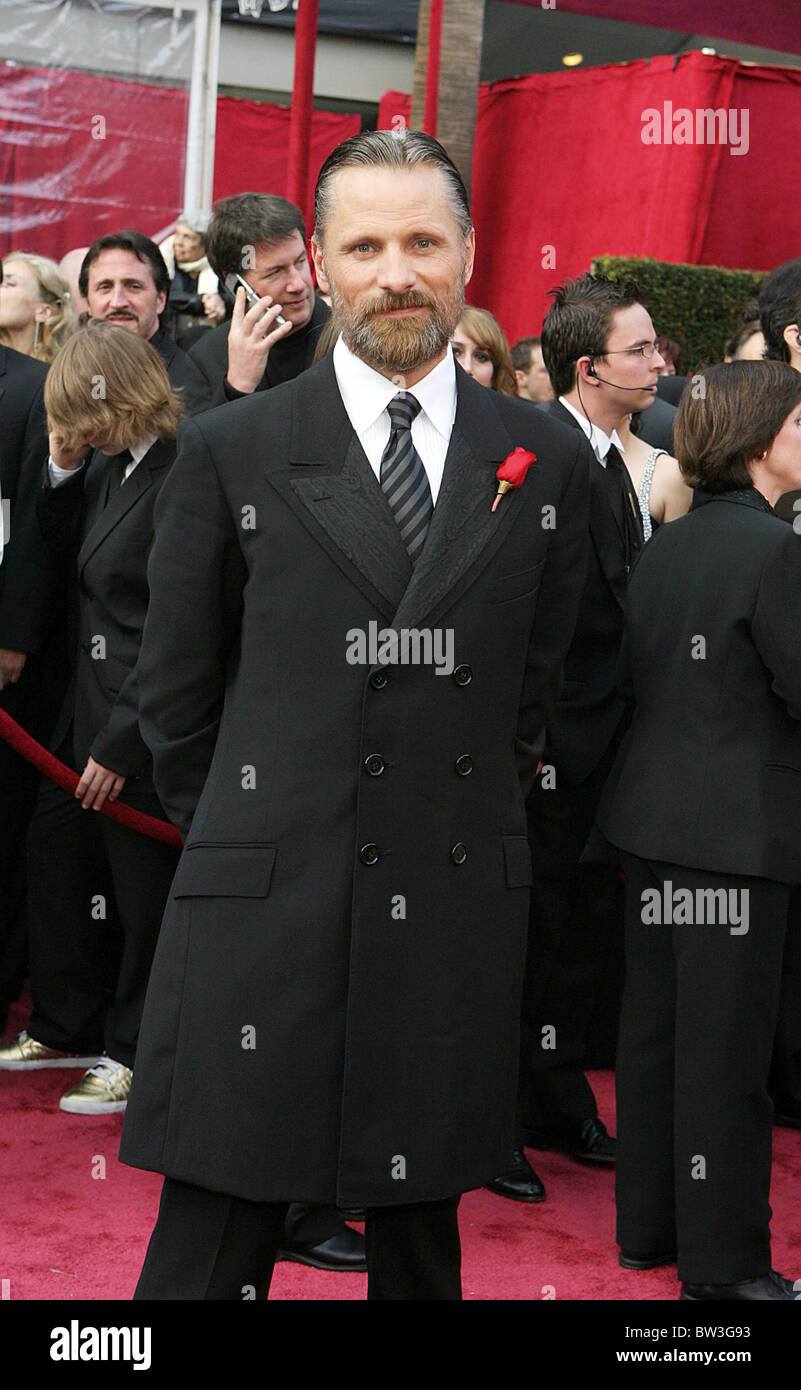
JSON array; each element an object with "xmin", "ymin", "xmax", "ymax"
[
  {"xmin": 103, "ymin": 310, "xmax": 137, "ymax": 319},
  {"xmin": 360, "ymin": 291, "xmax": 436, "ymax": 318}
]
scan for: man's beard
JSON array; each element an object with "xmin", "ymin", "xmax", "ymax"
[{"xmin": 328, "ymin": 276, "xmax": 465, "ymax": 376}]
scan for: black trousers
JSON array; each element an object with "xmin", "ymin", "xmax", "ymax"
[
  {"xmin": 770, "ymin": 886, "xmax": 801, "ymax": 1110},
  {"xmin": 616, "ymin": 854, "xmax": 788, "ymax": 1285},
  {"xmin": 133, "ymin": 1178, "xmax": 462, "ymax": 1301},
  {"xmin": 27, "ymin": 762, "xmax": 180, "ymax": 1068},
  {"xmin": 519, "ymin": 744, "xmax": 623, "ymax": 1138}
]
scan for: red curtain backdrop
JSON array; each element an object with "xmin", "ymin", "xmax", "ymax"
[
  {"xmin": 498, "ymin": 0, "xmax": 801, "ymax": 56},
  {"xmin": 214, "ymin": 95, "xmax": 360, "ymax": 229},
  {"xmin": 0, "ymin": 66, "xmax": 189, "ymax": 260},
  {"xmin": 0, "ymin": 68, "xmax": 360, "ymax": 261},
  {"xmin": 379, "ymin": 50, "xmax": 801, "ymax": 342}
]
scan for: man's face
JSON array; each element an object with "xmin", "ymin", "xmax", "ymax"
[
  {"xmin": 311, "ymin": 164, "xmax": 475, "ymax": 378},
  {"xmin": 516, "ymin": 343, "xmax": 553, "ymax": 402},
  {"xmin": 242, "ymin": 231, "xmax": 315, "ymax": 333},
  {"xmin": 86, "ymin": 249, "xmax": 165, "ymax": 340},
  {"xmin": 592, "ymin": 303, "xmax": 664, "ymax": 412}
]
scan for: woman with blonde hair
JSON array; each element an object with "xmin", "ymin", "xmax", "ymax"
[
  {"xmin": 0, "ymin": 322, "xmax": 183, "ymax": 1117},
  {"xmin": 0, "ymin": 252, "xmax": 76, "ymax": 363},
  {"xmin": 451, "ymin": 305, "xmax": 517, "ymax": 395}
]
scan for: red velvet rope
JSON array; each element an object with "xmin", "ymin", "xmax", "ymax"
[{"xmin": 0, "ymin": 707, "xmax": 182, "ymax": 847}]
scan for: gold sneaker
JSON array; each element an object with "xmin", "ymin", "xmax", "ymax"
[
  {"xmin": 0, "ymin": 1030, "xmax": 100, "ymax": 1071},
  {"xmin": 59, "ymin": 1058, "xmax": 132, "ymax": 1114}
]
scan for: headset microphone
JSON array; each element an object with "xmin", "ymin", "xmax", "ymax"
[{"xmin": 587, "ymin": 357, "xmax": 657, "ymax": 391}]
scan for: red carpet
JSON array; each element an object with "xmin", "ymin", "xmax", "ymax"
[{"xmin": 3, "ymin": 994, "xmax": 800, "ymax": 1301}]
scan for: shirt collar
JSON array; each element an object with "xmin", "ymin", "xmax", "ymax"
[
  {"xmin": 333, "ymin": 333, "xmax": 456, "ymax": 441},
  {"xmin": 130, "ymin": 434, "xmax": 157, "ymax": 466},
  {"xmin": 558, "ymin": 395, "xmax": 623, "ymax": 461}
]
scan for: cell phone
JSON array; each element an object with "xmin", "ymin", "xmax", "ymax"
[{"xmin": 225, "ymin": 272, "xmax": 287, "ymax": 325}]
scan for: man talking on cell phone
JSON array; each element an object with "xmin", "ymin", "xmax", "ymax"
[
  {"xmin": 188, "ymin": 193, "xmax": 331, "ymax": 411},
  {"xmin": 120, "ymin": 130, "xmax": 590, "ymax": 1300}
]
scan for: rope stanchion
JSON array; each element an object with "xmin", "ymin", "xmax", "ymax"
[{"xmin": 0, "ymin": 707, "xmax": 182, "ymax": 847}]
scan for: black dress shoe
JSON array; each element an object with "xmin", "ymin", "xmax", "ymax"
[
  {"xmin": 681, "ymin": 1269, "xmax": 798, "ymax": 1301},
  {"xmin": 572, "ymin": 1117, "xmax": 616, "ymax": 1165},
  {"xmin": 485, "ymin": 1150, "xmax": 546, "ymax": 1203},
  {"xmin": 521, "ymin": 1117, "xmax": 616, "ymax": 1166},
  {"xmin": 619, "ymin": 1248, "xmax": 677, "ymax": 1270},
  {"xmin": 277, "ymin": 1226, "xmax": 367, "ymax": 1271}
]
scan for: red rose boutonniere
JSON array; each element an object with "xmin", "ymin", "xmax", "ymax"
[{"xmin": 491, "ymin": 447, "xmax": 537, "ymax": 512}]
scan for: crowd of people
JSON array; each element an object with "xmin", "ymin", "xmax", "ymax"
[{"xmin": 1, "ymin": 126, "xmax": 800, "ymax": 1301}]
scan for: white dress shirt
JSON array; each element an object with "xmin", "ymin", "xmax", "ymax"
[
  {"xmin": 332, "ymin": 334, "xmax": 457, "ymax": 505},
  {"xmin": 558, "ymin": 396, "xmax": 623, "ymax": 465},
  {"xmin": 48, "ymin": 434, "xmax": 157, "ymax": 488}
]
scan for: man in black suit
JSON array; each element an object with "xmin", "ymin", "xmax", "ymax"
[
  {"xmin": 0, "ymin": 337, "xmax": 62, "ymax": 1032},
  {"xmin": 80, "ymin": 232, "xmax": 209, "ymax": 416},
  {"xmin": 188, "ymin": 193, "xmax": 330, "ymax": 410},
  {"xmin": 510, "ymin": 275, "xmax": 665, "ymax": 1192},
  {"xmin": 119, "ymin": 129, "xmax": 589, "ymax": 1301}
]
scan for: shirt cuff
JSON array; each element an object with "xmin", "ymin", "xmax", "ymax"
[{"xmin": 48, "ymin": 456, "xmax": 86, "ymax": 487}]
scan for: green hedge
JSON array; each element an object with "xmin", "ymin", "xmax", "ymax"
[{"xmin": 590, "ymin": 254, "xmax": 765, "ymax": 375}]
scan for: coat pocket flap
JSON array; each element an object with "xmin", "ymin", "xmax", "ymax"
[
  {"xmin": 503, "ymin": 835, "xmax": 533, "ymax": 888},
  {"xmin": 173, "ymin": 844, "xmax": 276, "ymax": 898}
]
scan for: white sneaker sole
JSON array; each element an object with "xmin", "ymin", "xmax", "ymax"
[
  {"xmin": 59, "ymin": 1096, "xmax": 128, "ymax": 1114},
  {"xmin": 0, "ymin": 1054, "xmax": 101, "ymax": 1071}
]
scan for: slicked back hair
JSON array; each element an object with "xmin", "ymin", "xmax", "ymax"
[
  {"xmin": 313, "ymin": 129, "xmax": 472, "ymax": 247},
  {"xmin": 541, "ymin": 274, "xmax": 649, "ymax": 398},
  {"xmin": 204, "ymin": 194, "xmax": 307, "ymax": 279}
]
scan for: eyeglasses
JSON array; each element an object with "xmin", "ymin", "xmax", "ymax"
[{"xmin": 601, "ymin": 340, "xmax": 662, "ymax": 360}]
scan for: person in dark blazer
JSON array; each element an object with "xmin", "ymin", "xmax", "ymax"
[
  {"xmin": 509, "ymin": 276, "xmax": 679, "ymax": 1202},
  {"xmin": 188, "ymin": 192, "xmax": 331, "ymax": 411},
  {"xmin": 79, "ymin": 231, "xmax": 210, "ymax": 417},
  {"xmin": 119, "ymin": 129, "xmax": 590, "ymax": 1301},
  {"xmin": 0, "ymin": 335, "xmax": 64, "ymax": 1032},
  {"xmin": 598, "ymin": 359, "xmax": 801, "ymax": 1300},
  {"xmin": 0, "ymin": 323, "xmax": 183, "ymax": 1117}
]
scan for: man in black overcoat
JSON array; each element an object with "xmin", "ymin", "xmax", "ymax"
[{"xmin": 120, "ymin": 130, "xmax": 590, "ymax": 1300}]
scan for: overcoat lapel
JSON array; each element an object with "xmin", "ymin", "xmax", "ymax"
[
  {"xmin": 390, "ymin": 368, "xmax": 522, "ymax": 632},
  {"xmin": 275, "ymin": 355, "xmax": 532, "ymax": 629},
  {"xmin": 77, "ymin": 438, "xmax": 173, "ymax": 577}
]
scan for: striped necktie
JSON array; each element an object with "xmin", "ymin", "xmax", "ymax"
[{"xmin": 380, "ymin": 393, "xmax": 433, "ymax": 563}]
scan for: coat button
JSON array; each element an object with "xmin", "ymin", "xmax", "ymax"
[
  {"xmin": 369, "ymin": 670, "xmax": 388, "ymax": 689},
  {"xmin": 360, "ymin": 843, "xmax": 379, "ymax": 865},
  {"xmin": 364, "ymin": 754, "xmax": 385, "ymax": 777},
  {"xmin": 450, "ymin": 842, "xmax": 467, "ymax": 865},
  {"xmin": 455, "ymin": 755, "xmax": 473, "ymax": 776},
  {"xmin": 453, "ymin": 664, "xmax": 473, "ymax": 686}
]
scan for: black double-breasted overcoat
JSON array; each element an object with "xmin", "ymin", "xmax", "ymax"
[{"xmin": 119, "ymin": 355, "xmax": 590, "ymax": 1206}]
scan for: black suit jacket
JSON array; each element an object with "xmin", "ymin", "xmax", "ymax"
[
  {"xmin": 599, "ymin": 488, "xmax": 801, "ymax": 883},
  {"xmin": 188, "ymin": 295, "xmax": 330, "ymax": 411},
  {"xmin": 38, "ymin": 439, "xmax": 176, "ymax": 786},
  {"xmin": 538, "ymin": 398, "xmax": 631, "ymax": 783},
  {"xmin": 120, "ymin": 357, "xmax": 590, "ymax": 1207},
  {"xmin": 0, "ymin": 345, "xmax": 59, "ymax": 655},
  {"xmin": 150, "ymin": 327, "xmax": 209, "ymax": 417}
]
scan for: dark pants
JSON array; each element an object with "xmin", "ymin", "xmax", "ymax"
[
  {"xmin": 519, "ymin": 744, "xmax": 623, "ymax": 1139},
  {"xmin": 770, "ymin": 887, "xmax": 801, "ymax": 1110},
  {"xmin": 616, "ymin": 854, "xmax": 788, "ymax": 1285},
  {"xmin": 27, "ymin": 763, "xmax": 180, "ymax": 1068},
  {"xmin": 134, "ymin": 1178, "xmax": 462, "ymax": 1301}
]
